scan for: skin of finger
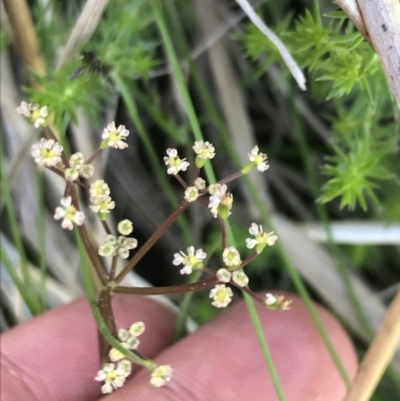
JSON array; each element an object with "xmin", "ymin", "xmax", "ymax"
[
  {"xmin": 102, "ymin": 294, "xmax": 358, "ymax": 401},
  {"xmin": 0, "ymin": 295, "xmax": 175, "ymax": 401}
]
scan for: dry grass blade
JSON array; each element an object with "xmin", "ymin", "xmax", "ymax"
[
  {"xmin": 355, "ymin": 0, "xmax": 400, "ymax": 107},
  {"xmin": 344, "ymin": 288, "xmax": 400, "ymax": 401},
  {"xmin": 56, "ymin": 0, "xmax": 110, "ymax": 69},
  {"xmin": 235, "ymin": 0, "xmax": 306, "ymax": 90},
  {"xmin": 3, "ymin": 0, "xmax": 46, "ymax": 78},
  {"xmin": 195, "ymin": 0, "xmax": 272, "ymax": 214}
]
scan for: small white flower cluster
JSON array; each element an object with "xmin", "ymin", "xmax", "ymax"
[
  {"xmin": 90, "ymin": 180, "xmax": 115, "ymax": 220},
  {"xmin": 31, "ymin": 138, "xmax": 63, "ymax": 167},
  {"xmin": 150, "ymin": 365, "xmax": 173, "ymax": 387},
  {"xmin": 65, "ymin": 152, "xmax": 94, "ymax": 181},
  {"xmin": 173, "ymin": 246, "xmax": 207, "ymax": 275},
  {"xmin": 101, "ymin": 122, "xmax": 130, "ymax": 149},
  {"xmin": 193, "ymin": 140, "xmax": 215, "ymax": 168},
  {"xmin": 208, "ymin": 184, "xmax": 233, "ymax": 219},
  {"xmin": 17, "ymin": 101, "xmax": 48, "ymax": 128},
  {"xmin": 173, "ymin": 223, "xmax": 278, "ymax": 309},
  {"xmin": 184, "ymin": 178, "xmax": 207, "ymax": 202},
  {"xmin": 164, "ymin": 148, "xmax": 190, "ymax": 175},
  {"xmin": 264, "ymin": 293, "xmax": 292, "ymax": 310},
  {"xmin": 95, "ymin": 360, "xmax": 132, "ymax": 394},
  {"xmin": 247, "ymin": 145, "xmax": 269, "ymax": 172},
  {"xmin": 95, "ymin": 322, "xmax": 144, "ymax": 394},
  {"xmin": 98, "ymin": 219, "xmax": 138, "ymax": 259},
  {"xmin": 54, "ymin": 196, "xmax": 85, "ymax": 230},
  {"xmin": 246, "ymin": 223, "xmax": 278, "ymax": 253}
]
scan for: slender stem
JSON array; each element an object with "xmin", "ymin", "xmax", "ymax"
[
  {"xmin": 114, "ymin": 200, "xmax": 190, "ymax": 283},
  {"xmin": 85, "ymin": 147, "xmax": 103, "ymax": 165},
  {"xmin": 109, "ymin": 256, "xmax": 118, "ymax": 281},
  {"xmin": 219, "ymin": 218, "xmax": 227, "ymax": 249},
  {"xmin": 241, "ymin": 252, "xmax": 259, "ymax": 269},
  {"xmin": 114, "ymin": 277, "xmax": 218, "ymax": 295},
  {"xmin": 69, "ymin": 186, "xmax": 108, "ymax": 286},
  {"xmin": 218, "ymin": 171, "xmax": 243, "ymax": 185},
  {"xmin": 174, "ymin": 173, "xmax": 188, "ymax": 188}
]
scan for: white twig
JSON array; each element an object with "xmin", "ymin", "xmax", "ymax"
[{"xmin": 235, "ymin": 0, "xmax": 306, "ymax": 90}]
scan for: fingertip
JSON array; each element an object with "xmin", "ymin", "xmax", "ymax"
[{"xmin": 111, "ymin": 293, "xmax": 357, "ymax": 401}]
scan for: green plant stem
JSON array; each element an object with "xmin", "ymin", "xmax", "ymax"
[
  {"xmin": 111, "ymin": 71, "xmax": 192, "ymax": 246},
  {"xmin": 77, "ymin": 231, "xmax": 156, "ymax": 372},
  {"xmin": 0, "ymin": 143, "xmax": 41, "ymax": 314},
  {"xmin": 37, "ymin": 170, "xmax": 47, "ymax": 310}
]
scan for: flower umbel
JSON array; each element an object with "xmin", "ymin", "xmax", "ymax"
[
  {"xmin": 95, "ymin": 361, "xmax": 132, "ymax": 394},
  {"xmin": 210, "ymin": 284, "xmax": 233, "ymax": 308},
  {"xmin": 17, "ymin": 101, "xmax": 48, "ymax": 128},
  {"xmin": 31, "ymin": 138, "xmax": 63, "ymax": 167},
  {"xmin": 193, "ymin": 140, "xmax": 215, "ymax": 168},
  {"xmin": 98, "ymin": 233, "xmax": 138, "ymax": 259},
  {"xmin": 90, "ymin": 180, "xmax": 115, "ymax": 220},
  {"xmin": 208, "ymin": 184, "xmax": 233, "ymax": 219},
  {"xmin": 173, "ymin": 246, "xmax": 207, "ymax": 274},
  {"xmin": 164, "ymin": 148, "xmax": 190, "ymax": 175},
  {"xmin": 101, "ymin": 122, "xmax": 129, "ymax": 149},
  {"xmin": 248, "ymin": 146, "xmax": 269, "ymax": 172},
  {"xmin": 222, "ymin": 246, "xmax": 242, "ymax": 269},
  {"xmin": 54, "ymin": 196, "xmax": 85, "ymax": 230},
  {"xmin": 150, "ymin": 365, "xmax": 173, "ymax": 387},
  {"xmin": 246, "ymin": 223, "xmax": 278, "ymax": 253}
]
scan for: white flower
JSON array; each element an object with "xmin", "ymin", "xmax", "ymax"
[
  {"xmin": 194, "ymin": 177, "xmax": 206, "ymax": 190},
  {"xmin": 117, "ymin": 236, "xmax": 138, "ymax": 259},
  {"xmin": 17, "ymin": 101, "xmax": 48, "ymax": 128},
  {"xmin": 246, "ymin": 223, "xmax": 278, "ymax": 253},
  {"xmin": 232, "ymin": 270, "xmax": 249, "ymax": 287},
  {"xmin": 118, "ymin": 219, "xmax": 134, "ymax": 236},
  {"xmin": 54, "ymin": 196, "xmax": 85, "ymax": 230},
  {"xmin": 263, "ymin": 293, "xmax": 292, "ymax": 310},
  {"xmin": 216, "ymin": 268, "xmax": 231, "ymax": 283},
  {"xmin": 31, "ymin": 138, "xmax": 63, "ymax": 167},
  {"xmin": 79, "ymin": 164, "xmax": 94, "ymax": 179},
  {"xmin": 209, "ymin": 284, "xmax": 233, "ymax": 308},
  {"xmin": 98, "ymin": 234, "xmax": 137, "ymax": 259},
  {"xmin": 248, "ymin": 146, "xmax": 269, "ymax": 172},
  {"xmin": 150, "ymin": 365, "xmax": 173, "ymax": 387},
  {"xmin": 193, "ymin": 140, "xmax": 215, "ymax": 167},
  {"xmin": 64, "ymin": 152, "xmax": 94, "ymax": 181},
  {"xmin": 102, "ymin": 122, "xmax": 129, "ymax": 149},
  {"xmin": 163, "ymin": 148, "xmax": 190, "ymax": 175},
  {"xmin": 222, "ymin": 246, "xmax": 241, "ymax": 268},
  {"xmin": 129, "ymin": 322, "xmax": 145, "ymax": 337},
  {"xmin": 184, "ymin": 186, "xmax": 199, "ymax": 202},
  {"xmin": 95, "ymin": 360, "xmax": 132, "ymax": 394},
  {"xmin": 208, "ymin": 184, "xmax": 233, "ymax": 219},
  {"xmin": 90, "ymin": 180, "xmax": 110, "ymax": 202},
  {"xmin": 173, "ymin": 246, "xmax": 207, "ymax": 275}
]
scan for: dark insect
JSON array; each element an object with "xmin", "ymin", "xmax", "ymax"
[{"xmin": 69, "ymin": 51, "xmax": 112, "ymax": 80}]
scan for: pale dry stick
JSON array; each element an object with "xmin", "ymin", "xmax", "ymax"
[
  {"xmin": 3, "ymin": 0, "xmax": 46, "ymax": 78},
  {"xmin": 344, "ymin": 288, "xmax": 400, "ymax": 401},
  {"xmin": 56, "ymin": 0, "xmax": 109, "ymax": 69},
  {"xmin": 335, "ymin": 0, "xmax": 371, "ymax": 45},
  {"xmin": 338, "ymin": 0, "xmax": 400, "ymax": 107},
  {"xmin": 235, "ymin": 0, "xmax": 306, "ymax": 90}
]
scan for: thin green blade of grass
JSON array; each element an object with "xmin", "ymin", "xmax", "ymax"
[
  {"xmin": 111, "ymin": 71, "xmax": 192, "ymax": 246},
  {"xmin": 150, "ymin": 0, "xmax": 287, "ymax": 399}
]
